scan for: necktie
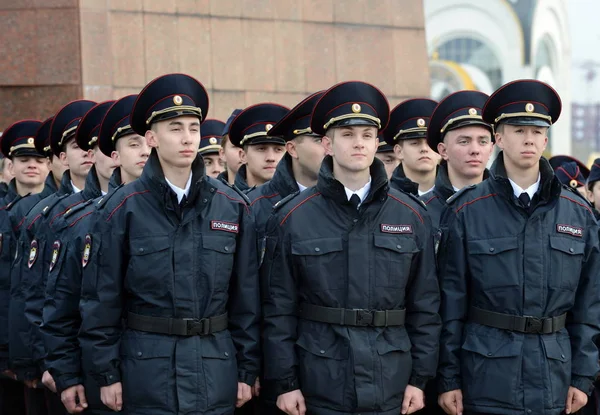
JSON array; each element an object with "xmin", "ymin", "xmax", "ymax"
[
  {"xmin": 349, "ymin": 194, "xmax": 361, "ymax": 210},
  {"xmin": 518, "ymin": 192, "xmax": 530, "ymax": 208}
]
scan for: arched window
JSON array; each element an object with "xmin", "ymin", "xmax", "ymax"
[{"xmin": 435, "ymin": 37, "xmax": 503, "ymax": 89}]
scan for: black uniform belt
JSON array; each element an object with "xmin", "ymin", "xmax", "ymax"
[
  {"xmin": 127, "ymin": 312, "xmax": 228, "ymax": 336},
  {"xmin": 469, "ymin": 307, "xmax": 566, "ymax": 334},
  {"xmin": 298, "ymin": 303, "xmax": 406, "ymax": 327}
]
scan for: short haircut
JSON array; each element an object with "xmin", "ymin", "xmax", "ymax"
[{"xmin": 221, "ymin": 134, "xmax": 230, "ymax": 148}]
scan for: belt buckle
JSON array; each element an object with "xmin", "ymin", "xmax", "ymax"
[
  {"xmin": 354, "ymin": 309, "xmax": 373, "ymax": 326},
  {"xmin": 184, "ymin": 318, "xmax": 210, "ymax": 336},
  {"xmin": 524, "ymin": 316, "xmax": 543, "ymax": 334}
]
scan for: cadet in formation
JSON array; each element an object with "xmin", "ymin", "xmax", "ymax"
[
  {"xmin": 217, "ymin": 109, "xmax": 244, "ymax": 186},
  {"xmin": 385, "ymin": 98, "xmax": 438, "ymax": 196},
  {"xmin": 420, "ymin": 90, "xmax": 493, "ymax": 228},
  {"xmin": 437, "ymin": 80, "xmax": 600, "ymax": 415},
  {"xmin": 261, "ymin": 81, "xmax": 441, "ymax": 415},
  {"xmin": 78, "ymin": 73, "xmax": 261, "ymax": 415},
  {"xmin": 198, "ymin": 119, "xmax": 226, "ymax": 179}
]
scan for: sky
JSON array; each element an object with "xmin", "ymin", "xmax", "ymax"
[{"xmin": 569, "ymin": 0, "xmax": 600, "ymax": 104}]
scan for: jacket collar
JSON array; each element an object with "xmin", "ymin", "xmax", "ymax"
[
  {"xmin": 58, "ymin": 170, "xmax": 75, "ymax": 196},
  {"xmin": 316, "ymin": 155, "xmax": 389, "ymax": 205},
  {"xmin": 490, "ymin": 151, "xmax": 560, "ymax": 204},
  {"xmin": 234, "ymin": 164, "xmax": 252, "ymax": 193},
  {"xmin": 109, "ymin": 167, "xmax": 123, "ymax": 190},
  {"xmin": 390, "ymin": 164, "xmax": 419, "ymax": 196},
  {"xmin": 81, "ymin": 165, "xmax": 103, "ymax": 200},
  {"xmin": 269, "ymin": 153, "xmax": 300, "ymax": 198},
  {"xmin": 140, "ymin": 149, "xmax": 207, "ymax": 206}
]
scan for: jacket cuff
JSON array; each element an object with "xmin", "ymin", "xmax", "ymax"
[
  {"xmin": 275, "ymin": 377, "xmax": 299, "ymax": 396},
  {"xmin": 54, "ymin": 373, "xmax": 83, "ymax": 394},
  {"xmin": 92, "ymin": 369, "xmax": 121, "ymax": 387},
  {"xmin": 572, "ymin": 375, "xmax": 594, "ymax": 396},
  {"xmin": 437, "ymin": 377, "xmax": 461, "ymax": 394},
  {"xmin": 408, "ymin": 375, "xmax": 429, "ymax": 391},
  {"xmin": 238, "ymin": 371, "xmax": 257, "ymax": 387}
]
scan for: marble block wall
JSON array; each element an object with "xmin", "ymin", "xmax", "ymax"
[{"xmin": 0, "ymin": 0, "xmax": 430, "ymax": 127}]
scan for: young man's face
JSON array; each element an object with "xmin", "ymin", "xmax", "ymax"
[
  {"xmin": 242, "ymin": 143, "xmax": 285, "ymax": 183},
  {"xmin": 375, "ymin": 151, "xmax": 400, "ymax": 179},
  {"xmin": 49, "ymin": 154, "xmax": 67, "ymax": 178},
  {"xmin": 202, "ymin": 153, "xmax": 224, "ymax": 179},
  {"xmin": 588, "ymin": 181, "xmax": 600, "ymax": 207},
  {"xmin": 60, "ymin": 138, "xmax": 94, "ymax": 178},
  {"xmin": 113, "ymin": 134, "xmax": 150, "ymax": 182},
  {"xmin": 323, "ymin": 126, "xmax": 378, "ymax": 174},
  {"xmin": 9, "ymin": 156, "xmax": 49, "ymax": 187},
  {"xmin": 495, "ymin": 124, "xmax": 548, "ymax": 170},
  {"xmin": 146, "ymin": 116, "xmax": 201, "ymax": 169},
  {"xmin": 287, "ymin": 135, "xmax": 326, "ymax": 182},
  {"xmin": 439, "ymin": 125, "xmax": 494, "ymax": 180},
  {"xmin": 219, "ymin": 136, "xmax": 244, "ymax": 175},
  {"xmin": 394, "ymin": 138, "xmax": 440, "ymax": 173},
  {"xmin": 90, "ymin": 146, "xmax": 117, "ymax": 183}
]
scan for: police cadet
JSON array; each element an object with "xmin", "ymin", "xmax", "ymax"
[
  {"xmin": 261, "ymin": 81, "xmax": 441, "ymax": 415},
  {"xmin": 420, "ymin": 91, "xmax": 493, "ymax": 228},
  {"xmin": 35, "ymin": 117, "xmax": 68, "ymax": 199},
  {"xmin": 0, "ymin": 120, "xmax": 49, "ymax": 415},
  {"xmin": 199, "ymin": 119, "xmax": 226, "ymax": 179},
  {"xmin": 384, "ymin": 99, "xmax": 438, "ymax": 195},
  {"xmin": 229, "ymin": 104, "xmax": 289, "ymax": 193},
  {"xmin": 437, "ymin": 80, "xmax": 600, "ymax": 415},
  {"xmin": 585, "ymin": 159, "xmax": 600, "ymax": 215},
  {"xmin": 218, "ymin": 109, "xmax": 244, "ymax": 185},
  {"xmin": 247, "ymin": 92, "xmax": 326, "ymax": 238},
  {"xmin": 375, "ymin": 135, "xmax": 400, "ymax": 180},
  {"xmin": 549, "ymin": 155, "xmax": 589, "ymax": 199},
  {"xmin": 98, "ymin": 94, "xmax": 150, "ymax": 186},
  {"xmin": 78, "ymin": 73, "xmax": 261, "ymax": 414},
  {"xmin": 22, "ymin": 101, "xmax": 114, "ymax": 400},
  {"xmin": 9, "ymin": 101, "xmax": 95, "ymax": 415},
  {"xmin": 41, "ymin": 96, "xmax": 149, "ymax": 415}
]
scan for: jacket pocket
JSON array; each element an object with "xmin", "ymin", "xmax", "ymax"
[
  {"xmin": 292, "ymin": 238, "xmax": 344, "ymax": 292},
  {"xmin": 542, "ymin": 335, "xmax": 571, "ymax": 408},
  {"xmin": 373, "ymin": 235, "xmax": 417, "ymax": 288},
  {"xmin": 201, "ymin": 235, "xmax": 237, "ymax": 291},
  {"xmin": 467, "ymin": 237, "xmax": 519, "ymax": 290},
  {"xmin": 127, "ymin": 235, "xmax": 171, "ymax": 294},
  {"xmin": 200, "ymin": 333, "xmax": 238, "ymax": 410},
  {"xmin": 120, "ymin": 333, "xmax": 176, "ymax": 410},
  {"xmin": 295, "ymin": 332, "xmax": 349, "ymax": 408},
  {"xmin": 549, "ymin": 236, "xmax": 585, "ymax": 291},
  {"xmin": 376, "ymin": 330, "xmax": 412, "ymax": 409},
  {"xmin": 460, "ymin": 331, "xmax": 522, "ymax": 408}
]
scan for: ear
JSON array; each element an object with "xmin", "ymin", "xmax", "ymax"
[
  {"xmin": 7, "ymin": 159, "xmax": 15, "ymax": 177},
  {"xmin": 437, "ymin": 142, "xmax": 449, "ymax": 161},
  {"xmin": 59, "ymin": 151, "xmax": 69, "ymax": 168},
  {"xmin": 239, "ymin": 148, "xmax": 247, "ymax": 164},
  {"xmin": 146, "ymin": 129, "xmax": 158, "ymax": 148},
  {"xmin": 111, "ymin": 150, "xmax": 121, "ymax": 167},
  {"xmin": 285, "ymin": 140, "xmax": 298, "ymax": 159},
  {"xmin": 87, "ymin": 149, "xmax": 95, "ymax": 162},
  {"xmin": 322, "ymin": 135, "xmax": 334, "ymax": 156},
  {"xmin": 394, "ymin": 143, "xmax": 403, "ymax": 161},
  {"xmin": 494, "ymin": 132, "xmax": 503, "ymax": 149}
]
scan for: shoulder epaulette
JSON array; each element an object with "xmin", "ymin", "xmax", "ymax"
[
  {"xmin": 41, "ymin": 194, "xmax": 70, "ymax": 216},
  {"xmin": 96, "ymin": 184, "xmax": 125, "ymax": 209},
  {"xmin": 64, "ymin": 198, "xmax": 94, "ymax": 219},
  {"xmin": 224, "ymin": 181, "xmax": 251, "ymax": 205},
  {"xmin": 562, "ymin": 184, "xmax": 594, "ymax": 209},
  {"xmin": 446, "ymin": 184, "xmax": 477, "ymax": 205},
  {"xmin": 4, "ymin": 195, "xmax": 23, "ymax": 211},
  {"xmin": 273, "ymin": 190, "xmax": 300, "ymax": 212},
  {"xmin": 405, "ymin": 191, "xmax": 427, "ymax": 209}
]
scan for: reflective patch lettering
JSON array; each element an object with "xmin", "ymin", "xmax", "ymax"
[
  {"xmin": 556, "ymin": 224, "xmax": 583, "ymax": 237},
  {"xmin": 380, "ymin": 224, "xmax": 413, "ymax": 234},
  {"xmin": 210, "ymin": 221, "xmax": 239, "ymax": 234}
]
